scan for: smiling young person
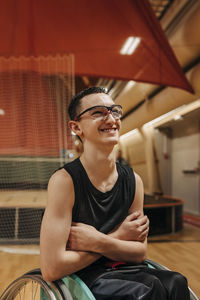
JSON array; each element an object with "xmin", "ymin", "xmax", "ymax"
[{"xmin": 40, "ymin": 87, "xmax": 190, "ymax": 299}]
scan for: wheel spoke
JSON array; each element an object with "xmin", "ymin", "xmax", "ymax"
[
  {"xmin": 0, "ymin": 271, "xmax": 72, "ymax": 300},
  {"xmin": 23, "ymin": 283, "xmax": 26, "ymax": 300},
  {"xmin": 32, "ymin": 281, "xmax": 39, "ymax": 300},
  {"xmin": 19, "ymin": 288, "xmax": 22, "ymax": 300}
]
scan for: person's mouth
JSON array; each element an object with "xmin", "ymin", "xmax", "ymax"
[{"xmin": 100, "ymin": 127, "xmax": 117, "ymax": 133}]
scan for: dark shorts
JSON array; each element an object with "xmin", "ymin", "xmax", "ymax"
[{"xmin": 89, "ymin": 268, "xmax": 190, "ymax": 300}]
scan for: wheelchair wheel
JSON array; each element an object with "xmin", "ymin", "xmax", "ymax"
[
  {"xmin": 146, "ymin": 258, "xmax": 169, "ymax": 270},
  {"xmin": 25, "ymin": 269, "xmax": 73, "ymax": 300},
  {"xmin": 0, "ymin": 269, "xmax": 73, "ymax": 300},
  {"xmin": 0, "ymin": 274, "xmax": 58, "ymax": 300}
]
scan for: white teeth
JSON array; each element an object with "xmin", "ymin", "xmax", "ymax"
[{"xmin": 101, "ymin": 128, "xmax": 116, "ymax": 132}]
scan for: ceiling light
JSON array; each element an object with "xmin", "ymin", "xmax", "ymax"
[
  {"xmin": 173, "ymin": 114, "xmax": 183, "ymax": 121},
  {"xmin": 127, "ymin": 80, "xmax": 136, "ymax": 89},
  {"xmin": 0, "ymin": 109, "xmax": 5, "ymax": 115},
  {"xmin": 120, "ymin": 37, "xmax": 141, "ymax": 55}
]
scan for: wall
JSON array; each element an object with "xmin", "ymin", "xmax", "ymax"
[
  {"xmin": 120, "ymin": 108, "xmax": 200, "ymax": 216},
  {"xmin": 171, "ymin": 118, "xmax": 200, "ymax": 215},
  {"xmin": 154, "ymin": 128, "xmax": 172, "ymax": 195},
  {"xmin": 120, "ymin": 128, "xmax": 162, "ymax": 195}
]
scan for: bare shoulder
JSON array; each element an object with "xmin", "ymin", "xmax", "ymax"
[
  {"xmin": 46, "ymin": 168, "xmax": 75, "ymax": 215},
  {"xmin": 134, "ymin": 173, "xmax": 144, "ymax": 192},
  {"xmin": 48, "ymin": 168, "xmax": 72, "ymax": 190},
  {"xmin": 129, "ymin": 172, "xmax": 144, "ymax": 213}
]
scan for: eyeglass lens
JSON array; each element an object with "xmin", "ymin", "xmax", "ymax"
[{"xmin": 90, "ymin": 106, "xmax": 122, "ymax": 119}]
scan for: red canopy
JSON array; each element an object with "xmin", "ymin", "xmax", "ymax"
[{"xmin": 0, "ymin": 0, "xmax": 193, "ymax": 93}]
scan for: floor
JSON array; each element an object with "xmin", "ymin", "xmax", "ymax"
[
  {"xmin": 148, "ymin": 223, "xmax": 200, "ymax": 298},
  {"xmin": 0, "ymin": 223, "xmax": 200, "ymax": 298}
]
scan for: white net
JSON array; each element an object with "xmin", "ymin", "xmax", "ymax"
[{"xmin": 0, "ymin": 54, "xmax": 76, "ymax": 244}]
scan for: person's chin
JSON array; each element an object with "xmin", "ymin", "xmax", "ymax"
[
  {"xmin": 102, "ymin": 136, "xmax": 119, "ymax": 145},
  {"xmin": 98, "ymin": 130, "xmax": 119, "ymax": 144}
]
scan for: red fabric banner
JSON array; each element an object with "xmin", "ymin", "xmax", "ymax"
[{"xmin": 0, "ymin": 0, "xmax": 193, "ymax": 92}]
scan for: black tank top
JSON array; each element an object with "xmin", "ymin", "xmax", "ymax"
[{"xmin": 62, "ymin": 157, "xmax": 135, "ymax": 234}]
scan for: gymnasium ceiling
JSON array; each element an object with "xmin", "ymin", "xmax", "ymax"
[
  {"xmin": 76, "ymin": 0, "xmax": 187, "ymax": 92},
  {"xmin": 116, "ymin": 0, "xmax": 200, "ymax": 134},
  {"xmin": 71, "ymin": 0, "xmax": 199, "ymax": 99}
]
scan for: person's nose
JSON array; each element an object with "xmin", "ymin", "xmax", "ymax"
[{"xmin": 104, "ymin": 111, "xmax": 116, "ymax": 123}]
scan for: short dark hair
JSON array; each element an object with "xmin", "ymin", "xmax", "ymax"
[{"xmin": 68, "ymin": 86, "xmax": 108, "ymax": 120}]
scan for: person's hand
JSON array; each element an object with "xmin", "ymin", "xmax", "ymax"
[
  {"xmin": 111, "ymin": 211, "xmax": 149, "ymax": 242},
  {"xmin": 68, "ymin": 222, "xmax": 101, "ymax": 252}
]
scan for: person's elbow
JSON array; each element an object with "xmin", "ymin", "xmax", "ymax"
[
  {"xmin": 40, "ymin": 257, "xmax": 64, "ymax": 282},
  {"xmin": 132, "ymin": 242, "xmax": 147, "ymax": 264},
  {"xmin": 41, "ymin": 264, "xmax": 58, "ymax": 282},
  {"xmin": 135, "ymin": 252, "xmax": 147, "ymax": 264}
]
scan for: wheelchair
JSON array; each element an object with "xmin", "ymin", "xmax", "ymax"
[{"xmin": 1, "ymin": 259, "xmax": 199, "ymax": 300}]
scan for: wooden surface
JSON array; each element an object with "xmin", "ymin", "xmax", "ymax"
[
  {"xmin": 148, "ymin": 223, "xmax": 200, "ymax": 298},
  {"xmin": 0, "ymin": 245, "xmax": 40, "ymax": 294},
  {"xmin": 0, "ymin": 190, "xmax": 47, "ymax": 208},
  {"xmin": 0, "ymin": 190, "xmax": 184, "ymax": 208},
  {"xmin": 0, "ymin": 223, "xmax": 200, "ymax": 298},
  {"xmin": 144, "ymin": 194, "xmax": 184, "ymax": 208}
]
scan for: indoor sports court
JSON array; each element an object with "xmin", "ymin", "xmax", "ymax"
[{"xmin": 0, "ymin": 0, "xmax": 200, "ymax": 299}]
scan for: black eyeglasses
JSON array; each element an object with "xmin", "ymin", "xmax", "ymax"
[{"xmin": 74, "ymin": 105, "xmax": 123, "ymax": 121}]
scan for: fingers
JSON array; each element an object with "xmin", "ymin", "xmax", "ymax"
[
  {"xmin": 139, "ymin": 220, "xmax": 149, "ymax": 233},
  {"xmin": 135, "ymin": 215, "xmax": 149, "ymax": 227},
  {"xmin": 71, "ymin": 222, "xmax": 88, "ymax": 227},
  {"xmin": 127, "ymin": 212, "xmax": 149, "ymax": 225},
  {"xmin": 142, "ymin": 215, "xmax": 148, "ymax": 223},
  {"xmin": 130, "ymin": 215, "xmax": 149, "ymax": 241},
  {"xmin": 138, "ymin": 218, "xmax": 149, "ymax": 241},
  {"xmin": 138, "ymin": 228, "xmax": 149, "ymax": 241},
  {"xmin": 126, "ymin": 211, "xmax": 141, "ymax": 221},
  {"xmin": 71, "ymin": 222, "xmax": 82, "ymax": 226}
]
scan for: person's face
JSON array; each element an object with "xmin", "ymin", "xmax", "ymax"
[{"xmin": 70, "ymin": 93, "xmax": 122, "ymax": 147}]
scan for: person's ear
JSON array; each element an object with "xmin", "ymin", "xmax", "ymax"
[{"xmin": 68, "ymin": 120, "xmax": 83, "ymax": 137}]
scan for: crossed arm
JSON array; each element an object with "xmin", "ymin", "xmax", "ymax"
[{"xmin": 40, "ymin": 169, "xmax": 149, "ymax": 282}]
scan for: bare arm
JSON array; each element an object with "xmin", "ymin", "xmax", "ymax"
[
  {"xmin": 69, "ymin": 173, "xmax": 148, "ymax": 263},
  {"xmin": 40, "ymin": 170, "xmax": 101, "ymax": 282}
]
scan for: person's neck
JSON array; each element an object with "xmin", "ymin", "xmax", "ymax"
[{"xmin": 80, "ymin": 144, "xmax": 116, "ymax": 178}]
